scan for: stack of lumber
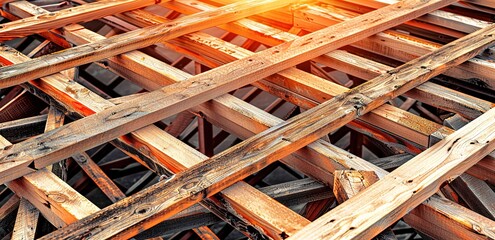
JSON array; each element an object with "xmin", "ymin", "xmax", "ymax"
[{"xmin": 0, "ymin": 0, "xmax": 494, "ymax": 239}]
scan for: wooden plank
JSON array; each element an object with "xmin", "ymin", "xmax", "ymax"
[
  {"xmin": 289, "ymin": 80, "xmax": 495, "ymax": 240},
  {"xmin": 403, "ymin": 195, "xmax": 495, "ymax": 239},
  {"xmin": 0, "ymin": 43, "xmax": 307, "ymax": 240},
  {"xmin": 451, "ymin": 174, "xmax": 495, "ymax": 220},
  {"xmin": 72, "ymin": 153, "xmax": 126, "ymax": 203},
  {"xmin": 0, "ymin": 0, "xmax": 298, "ymax": 88},
  {"xmin": 40, "ymin": 5, "xmax": 495, "ymax": 239},
  {"xmin": 0, "ymin": 136, "xmax": 99, "ymax": 228},
  {"xmin": 0, "ymin": 0, "xmax": 158, "ymax": 41},
  {"xmin": 0, "ymin": 115, "xmax": 46, "ymax": 142},
  {"xmin": 333, "ymin": 170, "xmax": 396, "ymax": 240},
  {"xmin": 11, "ymin": 198, "xmax": 39, "ymax": 240},
  {"xmin": 0, "ymin": 0, "xmax": 455, "ymax": 183},
  {"xmin": 44, "ymin": 106, "xmax": 67, "ymax": 180}
]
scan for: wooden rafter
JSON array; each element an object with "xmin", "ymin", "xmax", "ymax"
[{"xmin": 0, "ymin": 0, "xmax": 494, "ymax": 238}]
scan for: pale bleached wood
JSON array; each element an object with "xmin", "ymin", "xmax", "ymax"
[
  {"xmin": 38, "ymin": 6, "xmax": 495, "ymax": 240},
  {"xmin": 0, "ymin": 0, "xmax": 298, "ymax": 88},
  {"xmin": 290, "ymin": 105, "xmax": 495, "ymax": 239},
  {"xmin": 0, "ymin": 0, "xmax": 158, "ymax": 41},
  {"xmin": 333, "ymin": 170, "xmax": 396, "ymax": 240}
]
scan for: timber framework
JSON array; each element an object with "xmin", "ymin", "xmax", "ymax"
[{"xmin": 0, "ymin": 0, "xmax": 494, "ymax": 239}]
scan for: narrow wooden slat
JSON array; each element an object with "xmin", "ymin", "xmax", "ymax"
[
  {"xmin": 0, "ymin": 0, "xmax": 298, "ymax": 88},
  {"xmin": 41, "ymin": 4, "xmax": 495, "ymax": 239},
  {"xmin": 72, "ymin": 153, "xmax": 126, "ymax": 203},
  {"xmin": 44, "ymin": 106, "xmax": 67, "ymax": 180},
  {"xmin": 0, "ymin": 115, "xmax": 46, "ymax": 142},
  {"xmin": 11, "ymin": 198, "xmax": 39, "ymax": 240}
]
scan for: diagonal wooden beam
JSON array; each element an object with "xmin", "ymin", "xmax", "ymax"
[
  {"xmin": 0, "ymin": 31, "xmax": 309, "ymax": 240},
  {"xmin": 116, "ymin": 5, "xmax": 494, "ymax": 181},
  {"xmin": 38, "ymin": 6, "xmax": 495, "ymax": 240},
  {"xmin": 0, "ymin": 0, "xmax": 454, "ymax": 184},
  {"xmin": 0, "ymin": 0, "xmax": 298, "ymax": 88},
  {"xmin": 0, "ymin": 0, "xmax": 160, "ymax": 41},
  {"xmin": 290, "ymin": 102, "xmax": 495, "ymax": 239}
]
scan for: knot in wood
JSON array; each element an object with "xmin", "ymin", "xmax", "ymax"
[
  {"xmin": 346, "ymin": 94, "xmax": 371, "ymax": 117},
  {"xmin": 46, "ymin": 192, "xmax": 68, "ymax": 203}
]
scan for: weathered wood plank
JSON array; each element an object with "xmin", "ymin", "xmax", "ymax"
[
  {"xmin": 0, "ymin": 0, "xmax": 298, "ymax": 88},
  {"xmin": 0, "ymin": 0, "xmax": 158, "ymax": 41},
  {"xmin": 403, "ymin": 194, "xmax": 495, "ymax": 239},
  {"xmin": 451, "ymin": 174, "xmax": 495, "ymax": 220},
  {"xmin": 39, "ymin": 6, "xmax": 495, "ymax": 239},
  {"xmin": 0, "ymin": 135, "xmax": 99, "ymax": 228},
  {"xmin": 72, "ymin": 153, "xmax": 126, "ymax": 203},
  {"xmin": 0, "ymin": 115, "xmax": 46, "ymax": 142},
  {"xmin": 333, "ymin": 170, "xmax": 396, "ymax": 240},
  {"xmin": 289, "ymin": 75, "xmax": 495, "ymax": 240},
  {"xmin": 0, "ymin": 0, "xmax": 451, "ymax": 183},
  {"xmin": 11, "ymin": 198, "xmax": 39, "ymax": 240},
  {"xmin": 0, "ymin": 37, "xmax": 307, "ymax": 240}
]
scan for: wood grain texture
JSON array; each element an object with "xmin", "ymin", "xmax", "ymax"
[
  {"xmin": 0, "ymin": 0, "xmax": 298, "ymax": 88},
  {"xmin": 0, "ymin": 33, "xmax": 307, "ymax": 240},
  {"xmin": 333, "ymin": 171, "xmax": 396, "ymax": 240},
  {"xmin": 333, "ymin": 170, "xmax": 380, "ymax": 202},
  {"xmin": 289, "ymin": 78, "xmax": 495, "ymax": 240},
  {"xmin": 0, "ymin": 0, "xmax": 455, "ymax": 184},
  {"xmin": 38, "ymin": 4, "xmax": 495, "ymax": 239},
  {"xmin": 11, "ymin": 198, "xmax": 39, "ymax": 240},
  {"xmin": 0, "ymin": 0, "xmax": 158, "ymax": 41}
]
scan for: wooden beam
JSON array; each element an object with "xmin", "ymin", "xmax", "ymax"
[
  {"xmin": 0, "ymin": 0, "xmax": 454, "ymax": 183},
  {"xmin": 0, "ymin": 38, "xmax": 308, "ymax": 240},
  {"xmin": 0, "ymin": 0, "xmax": 298, "ymax": 88},
  {"xmin": 450, "ymin": 174, "xmax": 495, "ymax": 220},
  {"xmin": 333, "ymin": 170, "xmax": 396, "ymax": 240},
  {"xmin": 289, "ymin": 79, "xmax": 495, "ymax": 239},
  {"xmin": 0, "ymin": 0, "xmax": 159, "ymax": 41},
  {"xmin": 120, "ymin": 6, "xmax": 492, "ymax": 179},
  {"xmin": 40, "ymin": 5, "xmax": 495, "ymax": 239},
  {"xmin": 11, "ymin": 198, "xmax": 39, "ymax": 240}
]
